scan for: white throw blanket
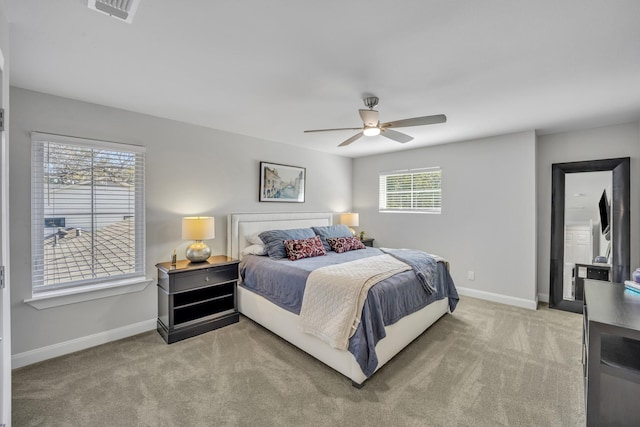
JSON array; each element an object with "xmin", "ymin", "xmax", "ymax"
[{"xmin": 299, "ymin": 254, "xmax": 411, "ymax": 350}]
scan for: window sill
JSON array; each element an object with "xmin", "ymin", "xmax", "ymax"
[
  {"xmin": 379, "ymin": 210, "xmax": 441, "ymax": 214},
  {"xmin": 24, "ymin": 277, "xmax": 153, "ymax": 310}
]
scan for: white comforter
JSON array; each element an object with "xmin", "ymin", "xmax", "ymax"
[{"xmin": 299, "ymin": 254, "xmax": 411, "ymax": 350}]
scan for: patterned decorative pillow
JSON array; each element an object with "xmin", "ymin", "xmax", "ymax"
[
  {"xmin": 283, "ymin": 236, "xmax": 327, "ymax": 261},
  {"xmin": 326, "ymin": 236, "xmax": 366, "ymax": 253},
  {"xmin": 312, "ymin": 224, "xmax": 353, "ymax": 252},
  {"xmin": 259, "ymin": 228, "xmax": 316, "ymax": 259}
]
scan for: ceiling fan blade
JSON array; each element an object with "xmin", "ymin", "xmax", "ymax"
[
  {"xmin": 338, "ymin": 132, "xmax": 364, "ymax": 147},
  {"xmin": 381, "ymin": 114, "xmax": 447, "ymax": 129},
  {"xmin": 304, "ymin": 127, "xmax": 363, "ymax": 133},
  {"xmin": 381, "ymin": 129, "xmax": 413, "ymax": 143},
  {"xmin": 358, "ymin": 109, "xmax": 379, "ymax": 127}
]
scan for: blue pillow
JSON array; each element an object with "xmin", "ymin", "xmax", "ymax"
[
  {"xmin": 258, "ymin": 228, "xmax": 316, "ymax": 259},
  {"xmin": 312, "ymin": 225, "xmax": 353, "ymax": 252}
]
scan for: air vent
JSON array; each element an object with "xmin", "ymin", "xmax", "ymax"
[{"xmin": 87, "ymin": 0, "xmax": 141, "ymax": 24}]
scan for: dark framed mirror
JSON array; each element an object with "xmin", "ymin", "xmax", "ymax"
[{"xmin": 550, "ymin": 157, "xmax": 630, "ymax": 313}]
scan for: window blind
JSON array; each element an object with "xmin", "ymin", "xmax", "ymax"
[
  {"xmin": 379, "ymin": 167, "xmax": 442, "ymax": 213},
  {"xmin": 31, "ymin": 132, "xmax": 146, "ymax": 292}
]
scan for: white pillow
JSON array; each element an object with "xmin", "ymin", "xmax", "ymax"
[
  {"xmin": 241, "ymin": 244, "xmax": 267, "ymax": 256},
  {"xmin": 246, "ymin": 233, "xmax": 264, "ymax": 245}
]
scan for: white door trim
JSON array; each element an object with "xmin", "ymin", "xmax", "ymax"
[{"xmin": 0, "ymin": 44, "xmax": 12, "ymax": 427}]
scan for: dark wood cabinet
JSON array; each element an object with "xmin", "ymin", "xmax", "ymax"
[
  {"xmin": 157, "ymin": 256, "xmax": 240, "ymax": 344},
  {"xmin": 361, "ymin": 237, "xmax": 374, "ymax": 247},
  {"xmin": 583, "ymin": 280, "xmax": 640, "ymax": 426},
  {"xmin": 574, "ymin": 263, "xmax": 610, "ymax": 300}
]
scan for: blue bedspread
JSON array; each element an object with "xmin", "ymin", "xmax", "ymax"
[
  {"xmin": 380, "ymin": 248, "xmax": 438, "ymax": 294},
  {"xmin": 239, "ymin": 248, "xmax": 459, "ymax": 377}
]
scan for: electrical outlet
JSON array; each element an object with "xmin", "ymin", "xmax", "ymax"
[{"xmin": 467, "ymin": 270, "xmax": 475, "ymax": 280}]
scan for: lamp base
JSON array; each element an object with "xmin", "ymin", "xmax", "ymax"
[{"xmin": 186, "ymin": 241, "xmax": 211, "ymax": 263}]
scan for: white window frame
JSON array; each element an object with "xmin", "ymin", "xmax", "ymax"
[
  {"xmin": 29, "ymin": 132, "xmax": 148, "ymax": 305},
  {"xmin": 379, "ymin": 167, "xmax": 442, "ymax": 214}
]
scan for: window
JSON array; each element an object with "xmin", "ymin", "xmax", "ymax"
[
  {"xmin": 379, "ymin": 167, "xmax": 442, "ymax": 213},
  {"xmin": 31, "ymin": 132, "xmax": 145, "ymax": 293}
]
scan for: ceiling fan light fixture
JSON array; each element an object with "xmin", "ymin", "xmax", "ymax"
[
  {"xmin": 303, "ymin": 96, "xmax": 446, "ymax": 147},
  {"xmin": 363, "ymin": 126, "xmax": 381, "ymax": 137}
]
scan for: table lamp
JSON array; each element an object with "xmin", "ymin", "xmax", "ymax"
[
  {"xmin": 340, "ymin": 212, "xmax": 359, "ymax": 236},
  {"xmin": 182, "ymin": 216, "xmax": 215, "ymax": 262}
]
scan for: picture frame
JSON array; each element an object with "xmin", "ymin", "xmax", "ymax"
[{"xmin": 259, "ymin": 161, "xmax": 306, "ymax": 203}]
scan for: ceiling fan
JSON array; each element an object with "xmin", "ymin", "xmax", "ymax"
[{"xmin": 304, "ymin": 96, "xmax": 446, "ymax": 147}]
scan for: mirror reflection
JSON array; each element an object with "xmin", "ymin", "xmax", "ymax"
[{"xmin": 563, "ymin": 171, "xmax": 612, "ymax": 301}]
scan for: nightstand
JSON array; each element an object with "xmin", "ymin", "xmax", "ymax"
[
  {"xmin": 156, "ymin": 255, "xmax": 240, "ymax": 344},
  {"xmin": 361, "ymin": 237, "xmax": 374, "ymax": 247}
]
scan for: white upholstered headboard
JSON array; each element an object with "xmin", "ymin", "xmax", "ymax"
[{"xmin": 227, "ymin": 212, "xmax": 333, "ymax": 260}]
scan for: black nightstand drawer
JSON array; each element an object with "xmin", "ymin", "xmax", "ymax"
[{"xmin": 169, "ymin": 264, "xmax": 237, "ymax": 292}]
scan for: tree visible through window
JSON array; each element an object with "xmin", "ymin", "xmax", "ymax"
[
  {"xmin": 31, "ymin": 133, "xmax": 146, "ymax": 292},
  {"xmin": 379, "ymin": 168, "xmax": 442, "ymax": 213}
]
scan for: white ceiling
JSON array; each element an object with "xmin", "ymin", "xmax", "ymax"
[
  {"xmin": 565, "ymin": 171, "xmax": 611, "ymax": 225},
  {"xmin": 6, "ymin": 1, "xmax": 640, "ymax": 158}
]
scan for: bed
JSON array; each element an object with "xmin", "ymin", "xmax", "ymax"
[{"xmin": 227, "ymin": 212, "xmax": 458, "ymax": 387}]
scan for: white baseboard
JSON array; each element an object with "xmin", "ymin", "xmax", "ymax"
[
  {"xmin": 456, "ymin": 286, "xmax": 538, "ymax": 310},
  {"xmin": 12, "ymin": 318, "xmax": 157, "ymax": 369},
  {"xmin": 537, "ymin": 292, "xmax": 549, "ymax": 303}
]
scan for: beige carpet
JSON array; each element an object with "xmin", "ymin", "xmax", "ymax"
[{"xmin": 12, "ymin": 297, "xmax": 585, "ymax": 426}]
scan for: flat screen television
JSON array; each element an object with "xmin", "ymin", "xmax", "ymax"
[{"xmin": 598, "ymin": 189, "xmax": 610, "ymax": 237}]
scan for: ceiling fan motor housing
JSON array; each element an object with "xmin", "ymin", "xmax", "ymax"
[{"xmin": 363, "ymin": 96, "xmax": 379, "ymax": 109}]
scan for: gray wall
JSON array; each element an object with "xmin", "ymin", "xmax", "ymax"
[
  {"xmin": 353, "ymin": 131, "xmax": 538, "ymax": 308},
  {"xmin": 9, "ymin": 87, "xmax": 352, "ymax": 356},
  {"xmin": 536, "ymin": 122, "xmax": 640, "ymax": 301},
  {"xmin": 8, "ymin": 85, "xmax": 640, "ymax": 360},
  {"xmin": 353, "ymin": 122, "xmax": 639, "ymax": 308}
]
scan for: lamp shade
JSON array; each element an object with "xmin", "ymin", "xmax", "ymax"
[
  {"xmin": 182, "ymin": 217, "xmax": 215, "ymax": 241},
  {"xmin": 340, "ymin": 213, "xmax": 359, "ymax": 227}
]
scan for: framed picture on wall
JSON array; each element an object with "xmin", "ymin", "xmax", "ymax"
[{"xmin": 259, "ymin": 161, "xmax": 306, "ymax": 203}]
